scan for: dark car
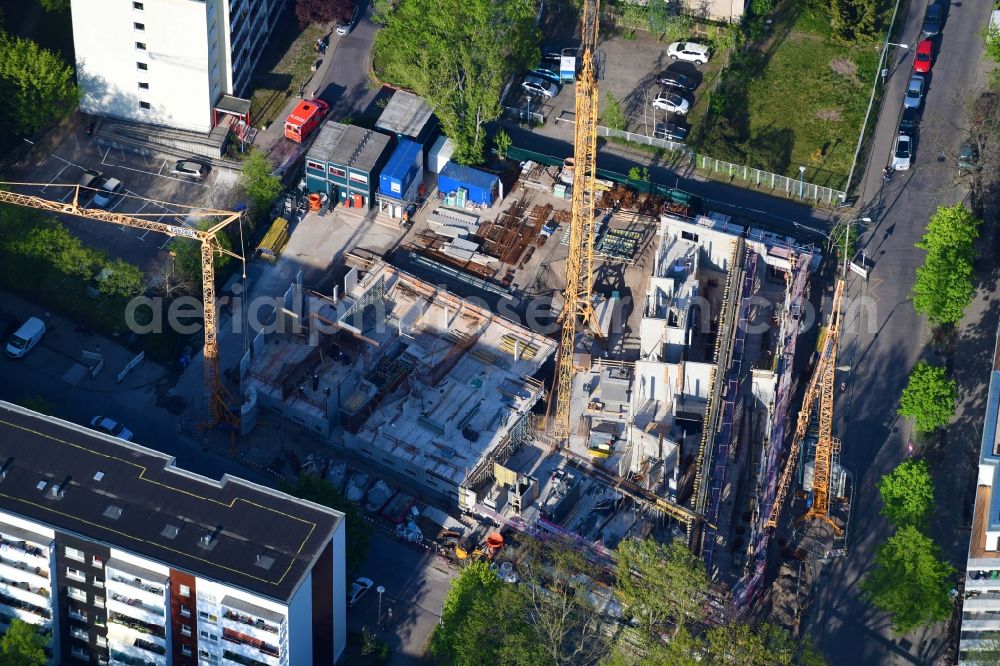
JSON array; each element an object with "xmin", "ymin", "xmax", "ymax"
[
  {"xmin": 921, "ymin": 3, "xmax": 943, "ymax": 36},
  {"xmin": 898, "ymin": 106, "xmax": 919, "ymax": 134},
  {"xmin": 655, "ymin": 71, "xmax": 697, "ymax": 91},
  {"xmin": 654, "ymin": 121, "xmax": 689, "ymax": 142},
  {"xmin": 78, "ymin": 169, "xmax": 102, "ymax": 201},
  {"xmin": 529, "ymin": 68, "xmax": 561, "ymax": 86},
  {"xmin": 171, "ymin": 160, "xmax": 210, "ymax": 180}
]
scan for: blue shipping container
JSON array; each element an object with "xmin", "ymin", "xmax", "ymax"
[
  {"xmin": 437, "ymin": 162, "xmax": 500, "ymax": 206},
  {"xmin": 379, "ymin": 140, "xmax": 423, "ymax": 199}
]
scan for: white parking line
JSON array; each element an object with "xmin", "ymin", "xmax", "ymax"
[
  {"xmin": 101, "ymin": 146, "xmax": 111, "ymax": 164},
  {"xmin": 96, "ymin": 160, "xmax": 210, "ymax": 188},
  {"xmin": 157, "ymin": 159, "xmax": 166, "ymax": 175},
  {"xmin": 40, "ymin": 164, "xmax": 70, "ymax": 192}
]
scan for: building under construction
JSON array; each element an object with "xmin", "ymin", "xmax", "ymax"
[{"xmin": 244, "ymin": 260, "xmax": 556, "ymax": 504}]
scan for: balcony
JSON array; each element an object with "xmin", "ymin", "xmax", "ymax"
[
  {"xmin": 110, "ymin": 650, "xmax": 159, "ymax": 666},
  {"xmin": 108, "ymin": 637, "xmax": 166, "ymax": 665},
  {"xmin": 134, "ymin": 637, "xmax": 166, "ymax": 656},
  {"xmin": 222, "ymin": 651, "xmax": 271, "ymax": 666},
  {"xmin": 107, "ymin": 611, "xmax": 165, "ymax": 642},
  {"xmin": 0, "ymin": 578, "xmax": 49, "ymax": 609},
  {"xmin": 108, "ymin": 592, "xmax": 164, "ymax": 624},
  {"xmin": 0, "ymin": 538, "xmax": 48, "ymax": 567},
  {"xmin": 0, "ymin": 556, "xmax": 49, "ymax": 587},
  {"xmin": 0, "ymin": 590, "xmax": 50, "ymax": 622},
  {"xmin": 222, "ymin": 627, "xmax": 279, "ymax": 661},
  {"xmin": 221, "ymin": 609, "xmax": 280, "ymax": 640}
]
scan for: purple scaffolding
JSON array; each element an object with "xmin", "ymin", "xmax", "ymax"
[
  {"xmin": 702, "ymin": 250, "xmax": 759, "ymax": 571},
  {"xmin": 730, "ymin": 250, "xmax": 812, "ymax": 611}
]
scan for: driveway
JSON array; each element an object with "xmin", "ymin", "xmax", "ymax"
[{"xmin": 803, "ymin": 0, "xmax": 991, "ymax": 662}]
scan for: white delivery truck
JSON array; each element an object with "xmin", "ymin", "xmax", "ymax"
[{"xmin": 5, "ymin": 317, "xmax": 45, "ymax": 358}]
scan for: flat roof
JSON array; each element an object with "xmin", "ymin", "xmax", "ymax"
[
  {"xmin": 308, "ymin": 122, "xmax": 391, "ymax": 174},
  {"xmin": 0, "ymin": 402, "xmax": 342, "ymax": 603},
  {"xmin": 375, "ymin": 91, "xmax": 434, "ymax": 138}
]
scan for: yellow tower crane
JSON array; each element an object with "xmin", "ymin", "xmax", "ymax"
[
  {"xmin": 766, "ymin": 277, "xmax": 845, "ymax": 533},
  {"xmin": 0, "ymin": 183, "xmax": 243, "ymax": 429},
  {"xmin": 553, "ymin": 0, "xmax": 604, "ymax": 446}
]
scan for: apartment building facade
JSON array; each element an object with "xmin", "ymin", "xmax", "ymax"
[
  {"xmin": 70, "ymin": 0, "xmax": 285, "ymax": 132},
  {"xmin": 0, "ymin": 401, "xmax": 346, "ymax": 666}
]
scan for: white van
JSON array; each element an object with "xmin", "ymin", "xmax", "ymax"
[{"xmin": 5, "ymin": 317, "xmax": 45, "ymax": 358}]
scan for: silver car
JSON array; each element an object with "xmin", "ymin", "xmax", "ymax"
[
  {"xmin": 892, "ymin": 134, "xmax": 912, "ymax": 171},
  {"xmin": 903, "ymin": 75, "xmax": 925, "ymax": 110},
  {"xmin": 651, "ymin": 91, "xmax": 690, "ymax": 114},
  {"xmin": 522, "ymin": 76, "xmax": 559, "ymax": 98}
]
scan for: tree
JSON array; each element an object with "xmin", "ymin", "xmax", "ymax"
[
  {"xmin": 97, "ymin": 258, "xmax": 145, "ymax": 299},
  {"xmin": 36, "ymin": 0, "xmax": 70, "ymax": 10},
  {"xmin": 168, "ymin": 222, "xmax": 232, "ymax": 295},
  {"xmin": 432, "ymin": 561, "xmax": 546, "ymax": 666},
  {"xmin": 861, "ymin": 525, "xmax": 955, "ymax": 632},
  {"xmin": 374, "ymin": 0, "xmax": 539, "ymax": 164},
  {"xmin": 602, "ymin": 92, "xmax": 627, "ymax": 131},
  {"xmin": 897, "ymin": 361, "xmax": 957, "ymax": 433},
  {"xmin": 295, "ymin": 0, "xmax": 355, "ymax": 26},
  {"xmin": 278, "ymin": 474, "xmax": 371, "ymax": 573},
  {"xmin": 0, "ymin": 619, "xmax": 47, "ymax": 666},
  {"xmin": 912, "ymin": 204, "xmax": 981, "ymax": 325},
  {"xmin": 830, "ymin": 0, "xmax": 881, "ymax": 41},
  {"xmin": 494, "ymin": 129, "xmax": 512, "ymax": 160},
  {"xmin": 878, "ymin": 459, "xmax": 935, "ymax": 529},
  {"xmin": 240, "ymin": 148, "xmax": 283, "ymax": 220},
  {"xmin": 0, "ymin": 32, "xmax": 78, "ymax": 136},
  {"xmin": 614, "ymin": 537, "xmax": 708, "ymax": 635},
  {"xmin": 985, "ymin": 23, "xmax": 1000, "ymax": 63}
]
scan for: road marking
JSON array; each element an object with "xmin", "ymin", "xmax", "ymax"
[
  {"xmin": 101, "ymin": 146, "xmax": 111, "ymax": 164},
  {"xmin": 94, "ymin": 161, "xmax": 210, "ymax": 187},
  {"xmin": 40, "ymin": 164, "xmax": 70, "ymax": 192},
  {"xmin": 50, "ymin": 154, "xmax": 74, "ymax": 165},
  {"xmin": 157, "ymin": 159, "xmax": 166, "ymax": 175}
]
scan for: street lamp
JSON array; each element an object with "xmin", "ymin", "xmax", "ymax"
[
  {"xmin": 881, "ymin": 42, "xmax": 910, "ymax": 84},
  {"xmin": 799, "ymin": 165, "xmax": 806, "ymax": 199},
  {"xmin": 376, "ymin": 585, "xmax": 385, "ymax": 623}
]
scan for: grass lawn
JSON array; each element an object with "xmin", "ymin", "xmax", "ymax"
[
  {"xmin": 248, "ymin": 10, "xmax": 326, "ymax": 129},
  {"xmin": 745, "ymin": 4, "xmax": 881, "ymax": 186}
]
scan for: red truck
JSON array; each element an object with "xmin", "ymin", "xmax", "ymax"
[{"xmin": 284, "ymin": 98, "xmax": 329, "ymax": 143}]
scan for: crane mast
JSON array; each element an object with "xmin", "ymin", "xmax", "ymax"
[
  {"xmin": 553, "ymin": 0, "xmax": 603, "ymax": 445},
  {"xmin": 0, "ymin": 184, "xmax": 241, "ymax": 428}
]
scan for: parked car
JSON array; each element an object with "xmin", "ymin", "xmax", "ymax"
[
  {"xmin": 654, "ymin": 121, "xmax": 689, "ymax": 141},
  {"xmin": 349, "ymin": 577, "xmax": 374, "ymax": 606},
  {"xmin": 78, "ymin": 169, "xmax": 102, "ymax": 202},
  {"xmin": 903, "ymin": 75, "xmax": 925, "ymax": 110},
  {"xmin": 921, "ymin": 2, "xmax": 943, "ymax": 36},
  {"xmin": 89, "ymin": 416, "xmax": 134, "ymax": 441},
  {"xmin": 92, "ymin": 177, "xmax": 123, "ymax": 208},
  {"xmin": 913, "ymin": 39, "xmax": 934, "ymax": 73},
  {"xmin": 898, "ymin": 106, "xmax": 919, "ymax": 134},
  {"xmin": 892, "ymin": 134, "xmax": 913, "ymax": 170},
  {"xmin": 655, "ymin": 70, "xmax": 698, "ymax": 91},
  {"xmin": 652, "ymin": 91, "xmax": 690, "ymax": 114},
  {"xmin": 958, "ymin": 142, "xmax": 977, "ymax": 170},
  {"xmin": 529, "ymin": 68, "xmax": 561, "ymax": 86},
  {"xmin": 171, "ymin": 160, "xmax": 210, "ymax": 180},
  {"xmin": 5, "ymin": 317, "xmax": 45, "ymax": 359},
  {"xmin": 522, "ymin": 76, "xmax": 559, "ymax": 98},
  {"xmin": 336, "ymin": 5, "xmax": 360, "ymax": 35},
  {"xmin": 667, "ymin": 41, "xmax": 711, "ymax": 65}
]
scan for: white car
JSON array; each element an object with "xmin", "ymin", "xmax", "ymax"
[
  {"xmin": 336, "ymin": 5, "xmax": 359, "ymax": 35},
  {"xmin": 521, "ymin": 76, "xmax": 559, "ymax": 99},
  {"xmin": 348, "ymin": 577, "xmax": 373, "ymax": 606},
  {"xmin": 92, "ymin": 177, "xmax": 122, "ymax": 208},
  {"xmin": 892, "ymin": 134, "xmax": 912, "ymax": 171},
  {"xmin": 651, "ymin": 91, "xmax": 690, "ymax": 114},
  {"xmin": 90, "ymin": 416, "xmax": 134, "ymax": 442},
  {"xmin": 667, "ymin": 41, "xmax": 711, "ymax": 65}
]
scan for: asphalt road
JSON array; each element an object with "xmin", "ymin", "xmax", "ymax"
[
  {"xmin": 803, "ymin": 0, "xmax": 992, "ymax": 662},
  {"xmin": 315, "ymin": 1, "xmax": 381, "ymax": 119}
]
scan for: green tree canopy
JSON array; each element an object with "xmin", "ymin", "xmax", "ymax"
[
  {"xmin": 97, "ymin": 258, "xmax": 145, "ymax": 299},
  {"xmin": 861, "ymin": 525, "xmax": 955, "ymax": 632},
  {"xmin": 614, "ymin": 537, "xmax": 708, "ymax": 635},
  {"xmin": 0, "ymin": 32, "xmax": 78, "ymax": 136},
  {"xmin": 278, "ymin": 474, "xmax": 371, "ymax": 573},
  {"xmin": 912, "ymin": 204, "xmax": 981, "ymax": 325},
  {"xmin": 897, "ymin": 361, "xmax": 957, "ymax": 433},
  {"xmin": 168, "ymin": 221, "xmax": 232, "ymax": 294},
  {"xmin": 374, "ymin": 0, "xmax": 539, "ymax": 164},
  {"xmin": 878, "ymin": 459, "xmax": 935, "ymax": 529},
  {"xmin": 602, "ymin": 92, "xmax": 627, "ymax": 132},
  {"xmin": 240, "ymin": 148, "xmax": 282, "ymax": 221},
  {"xmin": 36, "ymin": 0, "xmax": 70, "ymax": 11},
  {"xmin": 0, "ymin": 619, "xmax": 47, "ymax": 666}
]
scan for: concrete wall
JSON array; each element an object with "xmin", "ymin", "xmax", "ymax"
[
  {"xmin": 287, "ymin": 570, "xmax": 313, "ymax": 666},
  {"xmin": 72, "ymin": 0, "xmax": 216, "ymax": 131}
]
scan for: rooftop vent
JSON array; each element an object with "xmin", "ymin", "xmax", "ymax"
[
  {"xmin": 161, "ymin": 524, "xmax": 180, "ymax": 540},
  {"xmin": 49, "ymin": 475, "xmax": 71, "ymax": 499},
  {"xmin": 103, "ymin": 505, "xmax": 123, "ymax": 520},
  {"xmin": 93, "ymin": 471, "xmax": 105, "ymax": 482},
  {"xmin": 199, "ymin": 525, "xmax": 222, "ymax": 551},
  {"xmin": 255, "ymin": 553, "xmax": 276, "ymax": 571},
  {"xmin": 35, "ymin": 480, "xmax": 47, "ymax": 492}
]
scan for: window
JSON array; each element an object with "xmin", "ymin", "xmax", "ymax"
[
  {"xmin": 349, "ymin": 172, "xmax": 368, "ymax": 185},
  {"xmin": 328, "ymin": 167, "xmax": 346, "ymax": 178},
  {"xmin": 96, "ymin": 636, "xmax": 107, "ymax": 648},
  {"xmin": 67, "ymin": 586, "xmax": 87, "ymax": 602},
  {"xmin": 306, "ymin": 160, "xmax": 324, "ymax": 171},
  {"xmin": 179, "ymin": 584, "xmax": 191, "ymax": 597},
  {"xmin": 133, "ymin": 1, "xmax": 144, "ymax": 8},
  {"xmin": 93, "ymin": 577, "xmax": 104, "ymax": 588},
  {"xmin": 181, "ymin": 624, "xmax": 192, "ymax": 637},
  {"xmin": 66, "ymin": 567, "xmax": 86, "ymax": 583},
  {"xmin": 137, "ymin": 62, "xmax": 147, "ymax": 70},
  {"xmin": 681, "ymin": 231, "xmax": 699, "ymax": 242},
  {"xmin": 93, "ymin": 596, "xmax": 105, "ymax": 608},
  {"xmin": 92, "ymin": 555, "xmax": 104, "ymax": 568},
  {"xmin": 138, "ymin": 82, "xmax": 149, "ymax": 90},
  {"xmin": 65, "ymin": 546, "xmax": 85, "ymax": 562},
  {"xmin": 140, "ymin": 102, "xmax": 151, "ymax": 110},
  {"xmin": 180, "ymin": 605, "xmax": 191, "ymax": 618},
  {"xmin": 134, "ymin": 22, "xmax": 145, "ymax": 30},
  {"xmin": 135, "ymin": 42, "xmax": 146, "ymax": 50},
  {"xmin": 199, "ymin": 611, "xmax": 209, "ymax": 619},
  {"xmin": 181, "ymin": 645, "xmax": 192, "ymax": 657}
]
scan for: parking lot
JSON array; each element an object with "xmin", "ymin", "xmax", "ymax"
[
  {"xmin": 504, "ymin": 30, "xmax": 724, "ymax": 146},
  {"xmin": 16, "ymin": 126, "xmax": 241, "ymax": 272}
]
